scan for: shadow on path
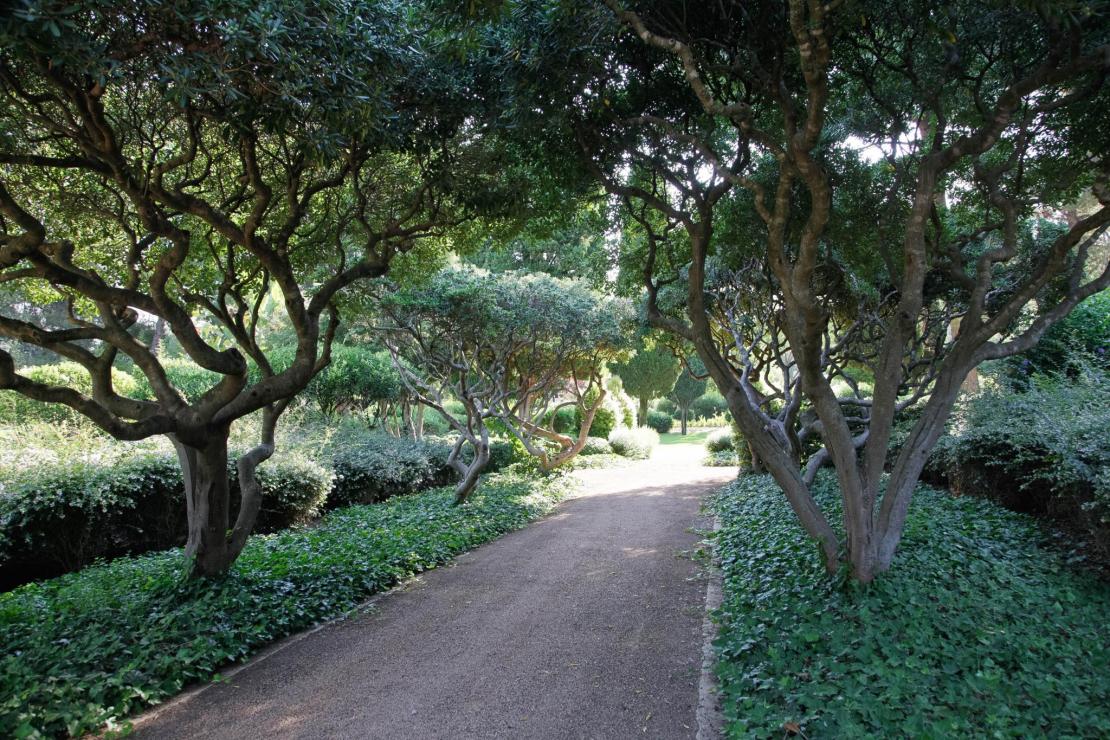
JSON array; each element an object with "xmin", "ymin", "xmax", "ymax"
[{"xmin": 133, "ymin": 444, "xmax": 736, "ymax": 740}]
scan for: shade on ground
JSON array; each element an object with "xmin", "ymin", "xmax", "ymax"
[{"xmin": 133, "ymin": 443, "xmax": 735, "ymax": 740}]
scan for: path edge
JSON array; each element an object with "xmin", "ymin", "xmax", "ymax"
[{"xmin": 695, "ymin": 512, "xmax": 725, "ymax": 740}]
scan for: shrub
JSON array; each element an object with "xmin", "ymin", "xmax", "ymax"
[
  {"xmin": 547, "ymin": 406, "xmax": 577, "ymax": 434},
  {"xmin": 580, "ymin": 436, "xmax": 612, "ymax": 456},
  {"xmin": 644, "ymin": 409, "xmax": 673, "ymax": 434},
  {"xmin": 263, "ymin": 344, "xmax": 403, "ymax": 415},
  {"xmin": 705, "ymin": 428, "xmax": 735, "ymax": 453},
  {"xmin": 690, "ymin": 393, "xmax": 728, "ymax": 420},
  {"xmin": 0, "ymin": 472, "xmax": 573, "ymax": 738},
  {"xmin": 608, "ymin": 427, "xmax": 659, "ymax": 459},
  {"xmin": 0, "ymin": 362, "xmax": 139, "ymax": 424},
  {"xmin": 129, "ymin": 357, "xmax": 221, "ymax": 403},
  {"xmin": 709, "ymin": 473, "xmax": 1110, "ymax": 737},
  {"xmin": 0, "ymin": 450, "xmax": 332, "ymax": 588},
  {"xmin": 928, "ymin": 365, "xmax": 1109, "ymax": 557},
  {"xmin": 703, "ymin": 450, "xmax": 738, "ymax": 467},
  {"xmin": 328, "ymin": 437, "xmax": 455, "ymax": 507},
  {"xmin": 654, "ymin": 397, "xmax": 677, "ymax": 416}
]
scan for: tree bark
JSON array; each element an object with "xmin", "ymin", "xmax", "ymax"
[
  {"xmin": 638, "ymin": 396, "xmax": 649, "ymax": 426},
  {"xmin": 680, "ymin": 408, "xmax": 688, "ymax": 435},
  {"xmin": 173, "ymin": 431, "xmax": 237, "ymax": 578}
]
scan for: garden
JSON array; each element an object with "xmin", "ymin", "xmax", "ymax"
[{"xmin": 1, "ymin": 0, "xmax": 1109, "ymax": 737}]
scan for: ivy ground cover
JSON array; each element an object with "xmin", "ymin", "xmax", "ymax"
[
  {"xmin": 0, "ymin": 471, "xmax": 572, "ymax": 738},
  {"xmin": 709, "ymin": 473, "xmax": 1110, "ymax": 738}
]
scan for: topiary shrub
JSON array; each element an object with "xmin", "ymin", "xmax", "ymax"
[
  {"xmin": 706, "ymin": 428, "xmax": 735, "ymax": 453},
  {"xmin": 645, "ymin": 410, "xmax": 673, "ymax": 434},
  {"xmin": 654, "ymin": 397, "xmax": 677, "ymax": 416},
  {"xmin": 608, "ymin": 427, "xmax": 659, "ymax": 459},
  {"xmin": 0, "ymin": 362, "xmax": 140, "ymax": 424},
  {"xmin": 329, "ymin": 436, "xmax": 455, "ymax": 508},
  {"xmin": 581, "ymin": 436, "xmax": 612, "ymax": 456}
]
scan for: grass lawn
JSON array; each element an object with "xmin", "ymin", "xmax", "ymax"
[
  {"xmin": 659, "ymin": 429, "xmax": 713, "ymax": 446},
  {"xmin": 710, "ymin": 473, "xmax": 1110, "ymax": 737},
  {"xmin": 0, "ymin": 471, "xmax": 574, "ymax": 738}
]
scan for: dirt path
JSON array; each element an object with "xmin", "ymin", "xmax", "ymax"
[{"xmin": 133, "ymin": 442, "xmax": 735, "ymax": 740}]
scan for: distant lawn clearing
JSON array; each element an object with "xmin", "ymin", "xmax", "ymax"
[{"xmin": 660, "ymin": 430, "xmax": 712, "ymax": 446}]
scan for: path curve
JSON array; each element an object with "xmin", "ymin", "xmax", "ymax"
[{"xmin": 133, "ymin": 443, "xmax": 735, "ymax": 740}]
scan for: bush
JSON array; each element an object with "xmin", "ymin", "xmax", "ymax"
[
  {"xmin": 705, "ymin": 428, "xmax": 735, "ymax": 453},
  {"xmin": 1003, "ymin": 289, "xmax": 1110, "ymax": 379},
  {"xmin": 710, "ymin": 473, "xmax": 1110, "ymax": 738},
  {"xmin": 328, "ymin": 436, "xmax": 455, "ymax": 508},
  {"xmin": 644, "ymin": 409, "xmax": 673, "ymax": 434},
  {"xmin": 263, "ymin": 344, "xmax": 403, "ymax": 415},
  {"xmin": 690, "ymin": 393, "xmax": 728, "ymax": 420},
  {"xmin": 130, "ymin": 357, "xmax": 221, "ymax": 403},
  {"xmin": 0, "ymin": 449, "xmax": 333, "ymax": 589},
  {"xmin": 580, "ymin": 436, "xmax": 612, "ymax": 456},
  {"xmin": 654, "ymin": 398, "xmax": 677, "ymax": 416},
  {"xmin": 547, "ymin": 406, "xmax": 577, "ymax": 434},
  {"xmin": 573, "ymin": 387, "xmax": 617, "ymax": 439},
  {"xmin": 0, "ymin": 472, "xmax": 574, "ymax": 738},
  {"xmin": 0, "ymin": 362, "xmax": 139, "ymax": 424},
  {"xmin": 608, "ymin": 427, "xmax": 659, "ymax": 459},
  {"xmin": 929, "ymin": 364, "xmax": 1109, "ymax": 557},
  {"xmin": 703, "ymin": 450, "xmax": 738, "ymax": 467}
]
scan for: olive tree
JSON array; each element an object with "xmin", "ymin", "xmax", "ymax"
[
  {"xmin": 497, "ymin": 0, "xmax": 1110, "ymax": 581},
  {"xmin": 0, "ymin": 0, "xmax": 502, "ymax": 576},
  {"xmin": 378, "ymin": 266, "xmax": 632, "ymax": 501}
]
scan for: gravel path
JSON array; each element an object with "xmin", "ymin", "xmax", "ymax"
[{"xmin": 132, "ymin": 442, "xmax": 735, "ymax": 740}]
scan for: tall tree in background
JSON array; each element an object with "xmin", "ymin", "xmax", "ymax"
[
  {"xmin": 495, "ymin": 0, "xmax": 1110, "ymax": 580},
  {"xmin": 611, "ymin": 344, "xmax": 680, "ymax": 423},
  {"xmin": 0, "ymin": 0, "xmax": 509, "ymax": 576},
  {"xmin": 669, "ymin": 357, "xmax": 707, "ymax": 435}
]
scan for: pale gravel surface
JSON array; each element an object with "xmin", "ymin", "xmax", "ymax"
[{"xmin": 132, "ymin": 442, "xmax": 736, "ymax": 740}]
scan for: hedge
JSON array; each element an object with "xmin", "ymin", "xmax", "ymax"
[
  {"xmin": 710, "ymin": 473, "xmax": 1110, "ymax": 737},
  {"xmin": 644, "ymin": 410, "xmax": 673, "ymax": 434},
  {"xmin": 0, "ymin": 435, "xmax": 479, "ymax": 588},
  {"xmin": 608, "ymin": 427, "xmax": 659, "ymax": 459},
  {"xmin": 0, "ymin": 451, "xmax": 332, "ymax": 589},
  {"xmin": 0, "ymin": 471, "xmax": 574, "ymax": 738}
]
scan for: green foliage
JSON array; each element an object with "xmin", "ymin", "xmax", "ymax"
[
  {"xmin": 0, "ymin": 449, "xmax": 332, "ymax": 587},
  {"xmin": 607, "ymin": 427, "xmax": 659, "ymax": 459},
  {"xmin": 705, "ymin": 428, "xmax": 735, "ymax": 453},
  {"xmin": 0, "ymin": 362, "xmax": 139, "ymax": 424},
  {"xmin": 574, "ymin": 388, "xmax": 616, "ymax": 439},
  {"xmin": 547, "ymin": 406, "xmax": 577, "ymax": 434},
  {"xmin": 129, "ymin": 358, "xmax": 221, "ymax": 404},
  {"xmin": 690, "ymin": 392, "xmax": 728, "ymax": 421},
  {"xmin": 611, "ymin": 346, "xmax": 680, "ymax": 411},
  {"xmin": 669, "ymin": 362, "xmax": 707, "ymax": 409},
  {"xmin": 580, "ymin": 436, "xmax": 612, "ymax": 456},
  {"xmin": 264, "ymin": 345, "xmax": 403, "ymax": 415},
  {"xmin": 0, "ymin": 472, "xmax": 573, "ymax": 738},
  {"xmin": 1004, "ymin": 287, "xmax": 1110, "ymax": 380},
  {"xmin": 644, "ymin": 410, "xmax": 673, "ymax": 434},
  {"xmin": 710, "ymin": 473, "xmax": 1110, "ymax": 738},
  {"xmin": 930, "ymin": 364, "xmax": 1110, "ymax": 554},
  {"xmin": 703, "ymin": 450, "xmax": 739, "ymax": 467}
]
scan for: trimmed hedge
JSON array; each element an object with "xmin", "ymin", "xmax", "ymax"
[
  {"xmin": 0, "ymin": 471, "xmax": 574, "ymax": 738},
  {"xmin": 0, "ymin": 435, "xmax": 473, "ymax": 588},
  {"xmin": 710, "ymin": 473, "xmax": 1110, "ymax": 738},
  {"xmin": 329, "ymin": 437, "xmax": 455, "ymax": 507},
  {"xmin": 608, "ymin": 427, "xmax": 659, "ymax": 459},
  {"xmin": 0, "ymin": 451, "xmax": 332, "ymax": 589},
  {"xmin": 644, "ymin": 410, "xmax": 673, "ymax": 434}
]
